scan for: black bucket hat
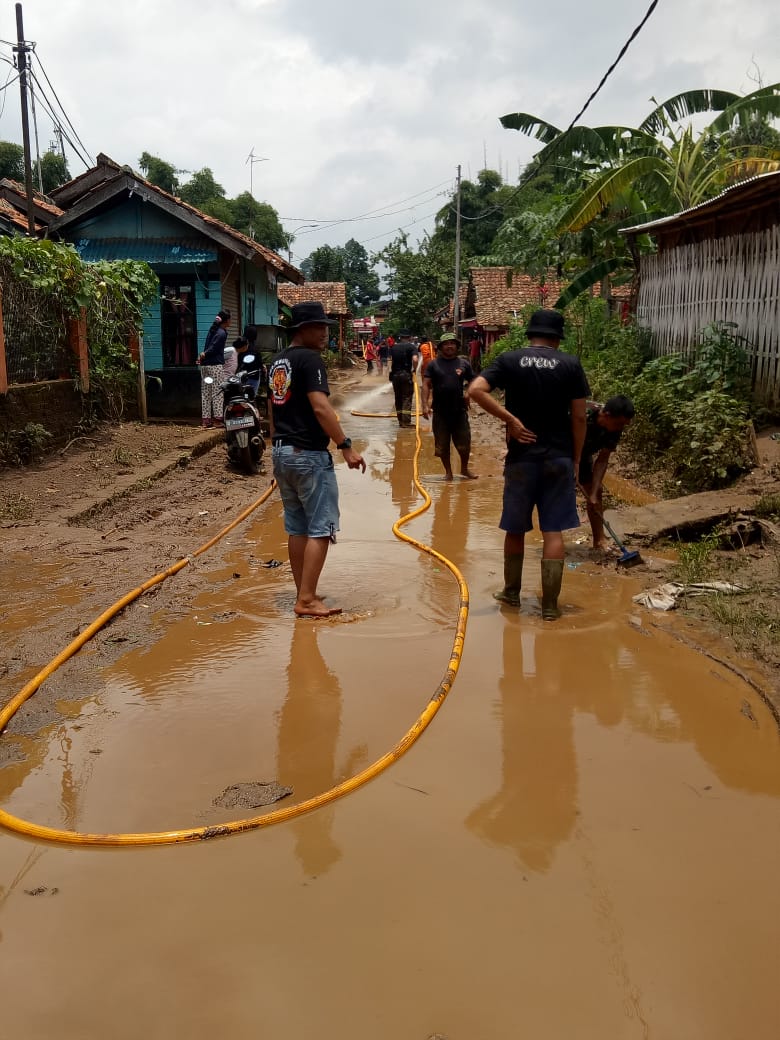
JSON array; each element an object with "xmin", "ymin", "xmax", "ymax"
[
  {"xmin": 526, "ymin": 309, "xmax": 565, "ymax": 339},
  {"xmin": 288, "ymin": 302, "xmax": 337, "ymax": 329}
]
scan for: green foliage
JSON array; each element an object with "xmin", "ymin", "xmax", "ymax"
[
  {"xmin": 39, "ymin": 150, "xmax": 70, "ymax": 194},
  {"xmin": 668, "ymin": 390, "xmax": 752, "ymax": 490},
  {"xmin": 0, "ymin": 237, "xmax": 158, "ymax": 421},
  {"xmin": 138, "ymin": 151, "xmax": 179, "ymax": 194},
  {"xmin": 753, "ymin": 493, "xmax": 780, "ymax": 518},
  {"xmin": 230, "ymin": 192, "xmax": 291, "ymax": 251},
  {"xmin": 675, "ymin": 531, "xmax": 719, "ymax": 583},
  {"xmin": 0, "ymin": 140, "xmax": 24, "ymax": 181},
  {"xmin": 178, "ymin": 167, "xmax": 225, "ymax": 208},
  {"xmin": 375, "ymin": 233, "xmax": 455, "ymax": 337},
  {"xmin": 0, "ymin": 423, "xmax": 51, "ymax": 467},
  {"xmin": 301, "ymin": 238, "xmax": 380, "ymax": 310}
]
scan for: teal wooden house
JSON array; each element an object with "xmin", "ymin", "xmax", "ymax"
[{"xmin": 47, "ymin": 155, "xmax": 302, "ymax": 416}]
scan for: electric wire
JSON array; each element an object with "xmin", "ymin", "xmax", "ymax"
[
  {"xmin": 281, "ymin": 178, "xmax": 454, "ymax": 225},
  {"xmin": 31, "ymin": 50, "xmax": 93, "ymax": 165},
  {"xmin": 0, "ymin": 381, "xmax": 468, "ymax": 847},
  {"xmin": 448, "ymin": 0, "xmax": 662, "ymax": 226},
  {"xmin": 27, "ymin": 69, "xmax": 90, "ymax": 169}
]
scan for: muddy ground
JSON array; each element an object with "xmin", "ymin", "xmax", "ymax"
[
  {"xmin": 1, "ymin": 376, "xmax": 778, "ymax": 727},
  {"xmin": 2, "ymin": 372, "xmax": 780, "ymax": 1040}
]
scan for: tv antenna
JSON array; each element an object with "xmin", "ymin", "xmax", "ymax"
[{"xmin": 245, "ymin": 147, "xmax": 270, "ymax": 239}]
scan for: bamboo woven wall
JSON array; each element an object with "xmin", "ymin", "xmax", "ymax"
[{"xmin": 636, "ymin": 225, "xmax": 780, "ymax": 402}]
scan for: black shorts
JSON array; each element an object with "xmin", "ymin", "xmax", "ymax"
[
  {"xmin": 578, "ymin": 454, "xmax": 595, "ymax": 485},
  {"xmin": 432, "ymin": 409, "xmax": 471, "ymax": 457},
  {"xmin": 500, "ymin": 452, "xmax": 579, "ymax": 534}
]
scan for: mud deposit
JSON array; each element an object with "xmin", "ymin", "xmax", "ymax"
[{"xmin": 1, "ymin": 377, "xmax": 779, "ymax": 1039}]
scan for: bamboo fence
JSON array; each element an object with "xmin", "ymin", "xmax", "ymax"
[{"xmin": 636, "ymin": 225, "xmax": 780, "ymax": 402}]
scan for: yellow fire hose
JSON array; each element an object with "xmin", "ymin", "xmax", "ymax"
[{"xmin": 0, "ymin": 382, "xmax": 468, "ymax": 846}]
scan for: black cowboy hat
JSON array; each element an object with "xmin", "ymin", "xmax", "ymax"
[
  {"xmin": 526, "ymin": 309, "xmax": 565, "ymax": 339},
  {"xmin": 288, "ymin": 302, "xmax": 337, "ymax": 329}
]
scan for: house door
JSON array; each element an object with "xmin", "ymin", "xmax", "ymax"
[{"xmin": 160, "ymin": 279, "xmax": 198, "ymax": 367}]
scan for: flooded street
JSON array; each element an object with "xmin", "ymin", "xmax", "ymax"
[{"xmin": 1, "ymin": 379, "xmax": 779, "ymax": 1039}]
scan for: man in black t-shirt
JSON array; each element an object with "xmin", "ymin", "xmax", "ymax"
[
  {"xmin": 388, "ymin": 331, "xmax": 419, "ymax": 427},
  {"xmin": 269, "ymin": 302, "xmax": 366, "ymax": 619},
  {"xmin": 468, "ymin": 309, "xmax": 589, "ymax": 620},
  {"xmin": 422, "ymin": 333, "xmax": 477, "ymax": 480},
  {"xmin": 579, "ymin": 395, "xmax": 635, "ymax": 551}
]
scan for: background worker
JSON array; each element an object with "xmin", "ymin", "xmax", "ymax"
[
  {"xmin": 418, "ymin": 334, "xmax": 436, "ymax": 377},
  {"xmin": 389, "ymin": 331, "xmax": 419, "ymax": 427},
  {"xmin": 422, "ymin": 333, "xmax": 477, "ymax": 480},
  {"xmin": 197, "ymin": 309, "xmax": 231, "ymax": 428},
  {"xmin": 268, "ymin": 301, "xmax": 366, "ymax": 619},
  {"xmin": 579, "ymin": 395, "xmax": 635, "ymax": 551},
  {"xmin": 468, "ymin": 309, "xmax": 589, "ymax": 620}
]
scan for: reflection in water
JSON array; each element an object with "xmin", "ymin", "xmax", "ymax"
[
  {"xmin": 424, "ymin": 483, "xmax": 471, "ymax": 620},
  {"xmin": 277, "ymin": 624, "xmax": 364, "ymax": 878},
  {"xmin": 388, "ymin": 431, "xmax": 417, "ymax": 518},
  {"xmin": 466, "ymin": 619, "xmax": 624, "ymax": 874}
]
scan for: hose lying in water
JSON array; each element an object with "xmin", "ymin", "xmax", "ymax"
[{"xmin": 0, "ymin": 381, "xmax": 468, "ymax": 847}]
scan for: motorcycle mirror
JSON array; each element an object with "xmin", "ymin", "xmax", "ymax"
[
  {"xmin": 203, "ymin": 376, "xmax": 214, "ymax": 385},
  {"xmin": 243, "ymin": 354, "xmax": 256, "ymax": 364}
]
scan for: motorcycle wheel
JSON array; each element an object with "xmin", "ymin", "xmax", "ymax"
[{"xmin": 240, "ymin": 444, "xmax": 259, "ymax": 475}]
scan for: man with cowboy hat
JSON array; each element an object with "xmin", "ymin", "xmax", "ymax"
[
  {"xmin": 468, "ymin": 309, "xmax": 589, "ymax": 620},
  {"xmin": 422, "ymin": 332, "xmax": 478, "ymax": 480},
  {"xmin": 268, "ymin": 301, "xmax": 366, "ymax": 619}
]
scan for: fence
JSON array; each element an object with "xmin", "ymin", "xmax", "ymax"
[
  {"xmin": 636, "ymin": 225, "xmax": 780, "ymax": 401},
  {"xmin": 0, "ymin": 285, "xmax": 89, "ymax": 394}
]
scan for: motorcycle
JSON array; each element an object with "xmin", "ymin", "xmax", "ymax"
[{"xmin": 204, "ymin": 355, "xmax": 266, "ymax": 474}]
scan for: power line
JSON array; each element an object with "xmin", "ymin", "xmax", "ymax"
[
  {"xmin": 450, "ymin": 0, "xmax": 662, "ymax": 226},
  {"xmin": 291, "ymin": 190, "xmax": 450, "ymax": 238},
  {"xmin": 28, "ymin": 69, "xmax": 90, "ymax": 168},
  {"xmin": 31, "ymin": 50, "xmax": 93, "ymax": 165},
  {"xmin": 281, "ymin": 178, "xmax": 454, "ymax": 230}
]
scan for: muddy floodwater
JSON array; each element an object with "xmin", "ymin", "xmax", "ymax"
[{"xmin": 1, "ymin": 380, "xmax": 779, "ymax": 1039}]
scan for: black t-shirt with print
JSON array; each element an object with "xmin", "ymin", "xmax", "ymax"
[
  {"xmin": 389, "ymin": 341, "xmax": 417, "ymax": 375},
  {"xmin": 480, "ymin": 346, "xmax": 590, "ymax": 459},
  {"xmin": 268, "ymin": 346, "xmax": 330, "ymax": 451},
  {"xmin": 583, "ymin": 404, "xmax": 622, "ymax": 458},
  {"xmin": 425, "ymin": 355, "xmax": 474, "ymax": 415}
]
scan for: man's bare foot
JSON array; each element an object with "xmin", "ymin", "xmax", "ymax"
[
  {"xmin": 461, "ymin": 469, "xmax": 478, "ymax": 479},
  {"xmin": 294, "ymin": 598, "xmax": 343, "ymax": 618},
  {"xmin": 443, "ymin": 470, "xmax": 454, "ymax": 481}
]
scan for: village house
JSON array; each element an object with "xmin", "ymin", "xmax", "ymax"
[
  {"xmin": 277, "ymin": 281, "xmax": 350, "ymax": 350},
  {"xmin": 621, "ymin": 170, "xmax": 780, "ymax": 403},
  {"xmin": 37, "ymin": 155, "xmax": 302, "ymax": 416}
]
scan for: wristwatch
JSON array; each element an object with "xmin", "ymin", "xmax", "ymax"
[{"xmin": 336, "ymin": 438, "xmax": 352, "ymax": 450}]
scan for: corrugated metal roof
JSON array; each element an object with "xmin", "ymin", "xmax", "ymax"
[
  {"xmin": 74, "ymin": 238, "xmax": 217, "ymax": 264},
  {"xmin": 620, "ymin": 170, "xmax": 780, "ymax": 235}
]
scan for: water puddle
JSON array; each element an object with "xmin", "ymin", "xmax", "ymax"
[{"xmin": 1, "ymin": 388, "xmax": 778, "ymax": 1039}]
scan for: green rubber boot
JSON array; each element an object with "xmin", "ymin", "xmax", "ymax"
[
  {"xmin": 493, "ymin": 553, "xmax": 524, "ymax": 607},
  {"xmin": 541, "ymin": 558, "xmax": 564, "ymax": 621}
]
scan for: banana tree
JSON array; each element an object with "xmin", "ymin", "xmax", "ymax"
[{"xmin": 501, "ymin": 85, "xmax": 780, "ymax": 303}]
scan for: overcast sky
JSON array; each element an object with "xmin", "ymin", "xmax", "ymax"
[{"xmin": 1, "ymin": 0, "xmax": 778, "ymax": 268}]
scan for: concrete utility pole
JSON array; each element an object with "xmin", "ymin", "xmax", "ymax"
[
  {"xmin": 452, "ymin": 164, "xmax": 462, "ymax": 330},
  {"xmin": 14, "ymin": 3, "xmax": 36, "ymax": 234}
]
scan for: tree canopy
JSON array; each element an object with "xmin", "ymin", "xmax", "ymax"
[{"xmin": 301, "ymin": 238, "xmax": 380, "ymax": 310}]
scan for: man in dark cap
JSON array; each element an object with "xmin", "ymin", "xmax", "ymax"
[
  {"xmin": 269, "ymin": 302, "xmax": 366, "ymax": 619},
  {"xmin": 388, "ymin": 331, "xmax": 419, "ymax": 427},
  {"xmin": 468, "ymin": 309, "xmax": 589, "ymax": 620},
  {"xmin": 422, "ymin": 332, "xmax": 477, "ymax": 480}
]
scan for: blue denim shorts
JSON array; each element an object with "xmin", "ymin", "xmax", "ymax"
[
  {"xmin": 272, "ymin": 446, "xmax": 340, "ymax": 539},
  {"xmin": 500, "ymin": 452, "xmax": 580, "ymax": 534}
]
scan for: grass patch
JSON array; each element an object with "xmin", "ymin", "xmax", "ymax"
[
  {"xmin": 0, "ymin": 491, "xmax": 34, "ymax": 523},
  {"xmin": 673, "ymin": 532, "xmax": 719, "ymax": 584},
  {"xmin": 753, "ymin": 493, "xmax": 780, "ymax": 519},
  {"xmin": 707, "ymin": 590, "xmax": 780, "ymax": 651}
]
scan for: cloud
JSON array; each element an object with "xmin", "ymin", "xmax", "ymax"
[{"xmin": 0, "ymin": 0, "xmax": 777, "ymax": 262}]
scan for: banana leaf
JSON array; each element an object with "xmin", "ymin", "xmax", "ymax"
[
  {"xmin": 554, "ymin": 258, "xmax": 627, "ymax": 309},
  {"xmin": 640, "ymin": 90, "xmax": 741, "ymax": 134},
  {"xmin": 556, "ymin": 157, "xmax": 666, "ymax": 231}
]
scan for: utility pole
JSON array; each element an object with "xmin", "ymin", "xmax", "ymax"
[
  {"xmin": 14, "ymin": 3, "xmax": 36, "ymax": 234},
  {"xmin": 452, "ymin": 164, "xmax": 462, "ymax": 330}
]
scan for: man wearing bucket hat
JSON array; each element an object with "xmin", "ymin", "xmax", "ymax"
[
  {"xmin": 422, "ymin": 332, "xmax": 477, "ymax": 480},
  {"xmin": 268, "ymin": 302, "xmax": 366, "ymax": 619},
  {"xmin": 468, "ymin": 309, "xmax": 589, "ymax": 620}
]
